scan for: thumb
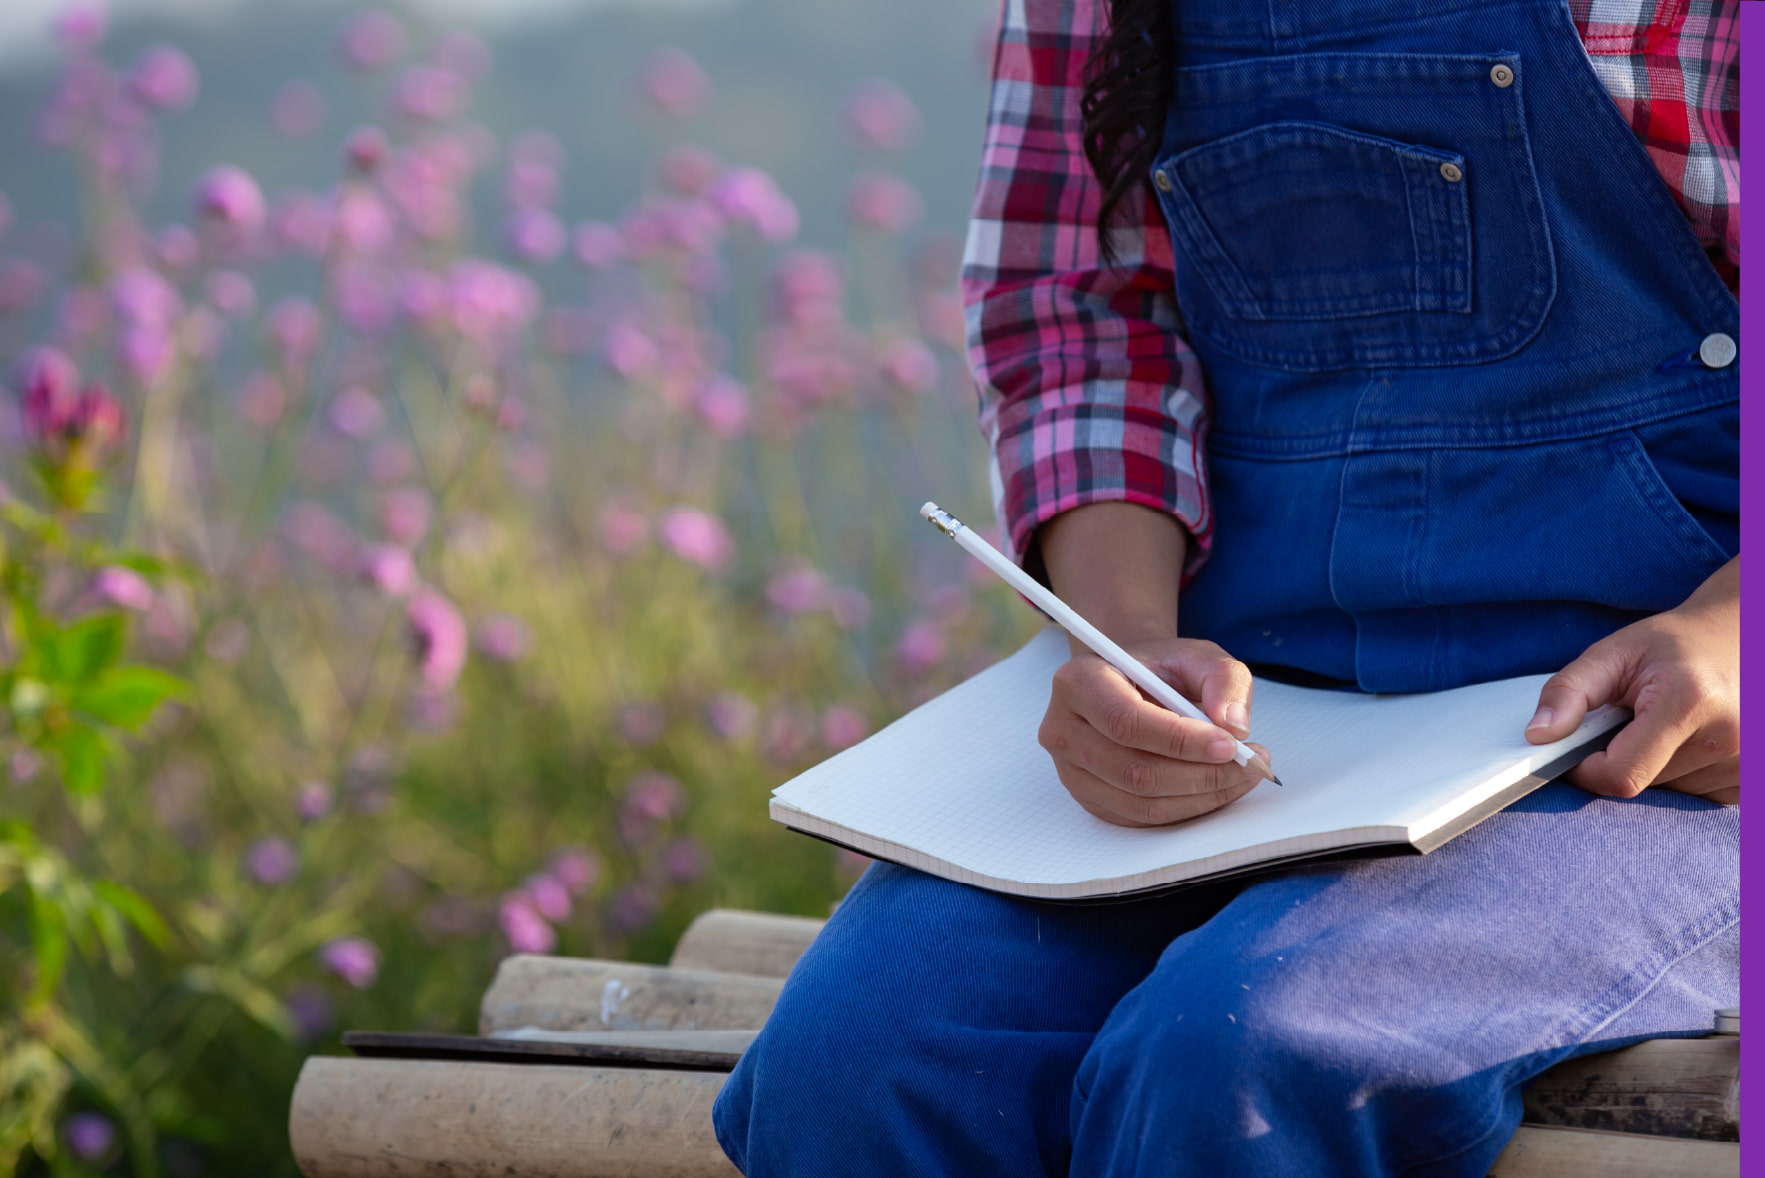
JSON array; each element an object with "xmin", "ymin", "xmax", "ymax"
[{"xmin": 1527, "ymin": 640, "xmax": 1630, "ymax": 744}]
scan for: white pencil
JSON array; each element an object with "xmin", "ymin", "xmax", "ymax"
[{"xmin": 921, "ymin": 501, "xmax": 1281, "ymax": 786}]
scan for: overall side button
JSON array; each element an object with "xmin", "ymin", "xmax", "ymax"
[{"xmin": 1699, "ymin": 332, "xmax": 1737, "ymax": 369}]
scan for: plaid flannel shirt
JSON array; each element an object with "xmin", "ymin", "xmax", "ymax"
[{"xmin": 962, "ymin": 0, "xmax": 1740, "ymax": 579}]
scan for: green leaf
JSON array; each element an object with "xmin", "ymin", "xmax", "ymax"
[
  {"xmin": 46, "ymin": 615, "xmax": 126, "ymax": 684},
  {"xmin": 50, "ymin": 727, "xmax": 108, "ymax": 796},
  {"xmin": 72, "ymin": 666, "xmax": 186, "ymax": 731},
  {"xmin": 27, "ymin": 893, "xmax": 68, "ymax": 1003},
  {"xmin": 92, "ymin": 881, "xmax": 169, "ymax": 949}
]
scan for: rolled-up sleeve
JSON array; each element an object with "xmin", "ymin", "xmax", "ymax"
[{"xmin": 961, "ymin": 0, "xmax": 1212, "ymax": 582}]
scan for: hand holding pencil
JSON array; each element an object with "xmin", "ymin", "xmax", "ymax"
[{"xmin": 923, "ymin": 501, "xmax": 1278, "ymax": 826}]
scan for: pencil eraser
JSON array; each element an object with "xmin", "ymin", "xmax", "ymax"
[{"xmin": 919, "ymin": 502, "xmax": 939, "ymax": 520}]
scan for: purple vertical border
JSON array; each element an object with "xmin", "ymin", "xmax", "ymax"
[{"xmin": 1745, "ymin": 4, "xmax": 1758, "ymax": 1173}]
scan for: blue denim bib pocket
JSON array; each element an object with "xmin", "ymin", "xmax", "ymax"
[
  {"xmin": 1153, "ymin": 53, "xmax": 1556, "ymax": 372},
  {"xmin": 1159, "ymin": 121, "xmax": 1470, "ymax": 321}
]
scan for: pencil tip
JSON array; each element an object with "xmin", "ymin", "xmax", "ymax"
[{"xmin": 1271, "ymin": 774, "xmax": 1285, "ymax": 787}]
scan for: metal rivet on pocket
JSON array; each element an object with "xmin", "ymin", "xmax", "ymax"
[
  {"xmin": 1439, "ymin": 161, "xmax": 1464, "ymax": 183},
  {"xmin": 1490, "ymin": 64, "xmax": 1515, "ymax": 87},
  {"xmin": 1154, "ymin": 170, "xmax": 1173, "ymax": 192},
  {"xmin": 1698, "ymin": 332, "xmax": 1737, "ymax": 369}
]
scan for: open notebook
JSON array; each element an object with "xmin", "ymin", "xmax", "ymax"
[{"xmin": 770, "ymin": 628, "xmax": 1627, "ymax": 901}]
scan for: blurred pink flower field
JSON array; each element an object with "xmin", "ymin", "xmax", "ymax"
[{"xmin": 0, "ymin": 5, "xmax": 1029, "ymax": 1174}]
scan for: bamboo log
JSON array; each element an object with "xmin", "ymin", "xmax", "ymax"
[
  {"xmin": 479, "ymin": 957, "xmax": 784, "ymax": 1035},
  {"xmin": 288, "ymin": 1056, "xmax": 1737, "ymax": 1178},
  {"xmin": 1488, "ymin": 1125, "xmax": 1738, "ymax": 1178},
  {"xmin": 668, "ymin": 909, "xmax": 826, "ymax": 978},
  {"xmin": 289, "ymin": 1057, "xmax": 739, "ymax": 1178},
  {"xmin": 1521, "ymin": 1036, "xmax": 1738, "ymax": 1140}
]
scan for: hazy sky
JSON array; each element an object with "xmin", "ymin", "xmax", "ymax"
[{"xmin": 0, "ymin": 0, "xmax": 718, "ymax": 68}]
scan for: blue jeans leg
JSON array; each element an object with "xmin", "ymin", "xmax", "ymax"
[
  {"xmin": 1069, "ymin": 784, "xmax": 1738, "ymax": 1177},
  {"xmin": 711, "ymin": 861, "xmax": 1242, "ymax": 1176}
]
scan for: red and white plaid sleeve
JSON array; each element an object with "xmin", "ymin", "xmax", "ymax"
[
  {"xmin": 959, "ymin": 0, "xmax": 1213, "ymax": 580},
  {"xmin": 1570, "ymin": 0, "xmax": 1740, "ymax": 291}
]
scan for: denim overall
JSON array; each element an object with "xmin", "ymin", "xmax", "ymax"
[{"xmin": 712, "ymin": 3, "xmax": 1738, "ymax": 1174}]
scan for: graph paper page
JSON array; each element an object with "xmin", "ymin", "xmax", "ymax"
[{"xmin": 771, "ymin": 628, "xmax": 1622, "ymax": 893}]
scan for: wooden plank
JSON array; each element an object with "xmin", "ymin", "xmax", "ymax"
[
  {"xmin": 479, "ymin": 956, "xmax": 784, "ymax": 1035},
  {"xmin": 288, "ymin": 1056, "xmax": 1736, "ymax": 1178},
  {"xmin": 668, "ymin": 909, "xmax": 826, "ymax": 978},
  {"xmin": 1488, "ymin": 1125, "xmax": 1738, "ymax": 1178},
  {"xmin": 344, "ymin": 1029, "xmax": 756, "ymax": 1071},
  {"xmin": 1522, "ymin": 1036, "xmax": 1738, "ymax": 1141},
  {"xmin": 289, "ymin": 1057, "xmax": 740, "ymax": 1178}
]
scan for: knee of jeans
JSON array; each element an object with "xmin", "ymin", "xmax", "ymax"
[{"xmin": 1078, "ymin": 975, "xmax": 1363, "ymax": 1115}]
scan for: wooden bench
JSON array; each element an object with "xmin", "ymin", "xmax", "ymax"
[{"xmin": 288, "ymin": 909, "xmax": 1740, "ymax": 1177}]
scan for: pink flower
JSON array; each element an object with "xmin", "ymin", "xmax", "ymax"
[
  {"xmin": 705, "ymin": 692, "xmax": 758, "ymax": 741},
  {"xmin": 285, "ymin": 984, "xmax": 335, "ymax": 1039},
  {"xmin": 282, "ymin": 501, "xmax": 356, "ymax": 567},
  {"xmin": 766, "ymin": 565, "xmax": 826, "ymax": 613},
  {"xmin": 334, "ymin": 265, "xmax": 399, "ymax": 336},
  {"xmin": 504, "ymin": 158, "xmax": 559, "ymax": 210},
  {"xmin": 295, "ymin": 780, "xmax": 334, "ymax": 821},
  {"xmin": 659, "ymin": 145, "xmax": 721, "ymax": 196},
  {"xmin": 245, "ymin": 836, "xmax": 298, "ymax": 885},
  {"xmin": 695, "ymin": 373, "xmax": 750, "ymax": 439},
  {"xmin": 333, "ymin": 188, "xmax": 395, "ymax": 254},
  {"xmin": 112, "ymin": 267, "xmax": 180, "ymax": 328},
  {"xmin": 272, "ymin": 192, "xmax": 333, "ymax": 257},
  {"xmin": 54, "ymin": 5, "xmax": 107, "ymax": 52},
  {"xmin": 572, "ymin": 221, "xmax": 623, "ymax": 269},
  {"xmin": 600, "ymin": 503, "xmax": 648, "ymax": 554},
  {"xmin": 272, "ymin": 81, "xmax": 325, "ymax": 138},
  {"xmin": 325, "ymin": 386, "xmax": 384, "ymax": 440},
  {"xmin": 407, "ymin": 589, "xmax": 467, "ymax": 690},
  {"xmin": 638, "ymin": 48, "xmax": 710, "ymax": 118},
  {"xmin": 843, "ymin": 79, "xmax": 921, "ymax": 151},
  {"xmin": 16, "ymin": 347, "xmax": 81, "ymax": 444},
  {"xmin": 708, "ymin": 167, "xmax": 799, "ymax": 242},
  {"xmin": 194, "ymin": 165, "xmax": 267, "ymax": 239},
  {"xmin": 610, "ymin": 882, "xmax": 660, "ymax": 931},
  {"xmin": 895, "ymin": 618, "xmax": 947, "ymax": 672},
  {"xmin": 525, "ymin": 874, "xmax": 572, "ymax": 922},
  {"xmin": 93, "ymin": 565, "xmax": 153, "ymax": 611},
  {"xmin": 268, "ymin": 297, "xmax": 323, "ymax": 364},
  {"xmin": 828, "ymin": 586, "xmax": 872, "ymax": 630},
  {"xmin": 820, "ymin": 705, "xmax": 869, "ymax": 749},
  {"xmin": 476, "ymin": 614, "xmax": 531, "ymax": 662},
  {"xmin": 847, "ymin": 171, "xmax": 923, "ymax": 233},
  {"xmin": 618, "ymin": 703, "xmax": 666, "ymax": 746},
  {"xmin": 660, "ymin": 836, "xmax": 708, "ymax": 883},
  {"xmin": 127, "ymin": 45, "xmax": 199, "ymax": 111},
  {"xmin": 380, "ymin": 487, "xmax": 431, "ymax": 547},
  {"xmin": 619, "ymin": 771, "xmax": 684, "ymax": 841},
  {"xmin": 659, "ymin": 508, "xmax": 734, "ymax": 573},
  {"xmin": 339, "ymin": 9, "xmax": 407, "ymax": 71},
  {"xmin": 358, "ymin": 544, "xmax": 416, "ymax": 597},
  {"xmin": 69, "ymin": 384, "xmax": 126, "ymax": 456},
  {"xmin": 205, "ymin": 270, "xmax": 255, "ymax": 318},
  {"xmin": 602, "ymin": 320, "xmax": 658, "ymax": 379},
  {"xmin": 342, "ymin": 125, "xmax": 389, "ymax": 173},
  {"xmin": 498, "ymin": 893, "xmax": 556, "ymax": 954},
  {"xmin": 156, "ymin": 224, "xmax": 200, "ymax": 273},
  {"xmin": 393, "ymin": 65, "xmax": 465, "ymax": 124},
  {"xmin": 504, "ymin": 208, "xmax": 565, "ymax": 263},
  {"xmin": 449, "ymin": 260, "xmax": 539, "ymax": 348},
  {"xmin": 548, "ymin": 849, "xmax": 600, "ymax": 895},
  {"xmin": 879, "ymin": 337, "xmax": 938, "ymax": 394},
  {"xmin": 319, "ymin": 936, "xmax": 380, "ymax": 988},
  {"xmin": 63, "ymin": 1113, "xmax": 114, "ymax": 1162}
]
